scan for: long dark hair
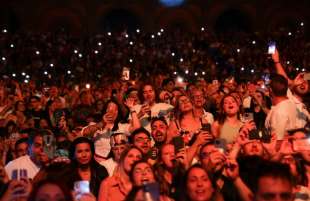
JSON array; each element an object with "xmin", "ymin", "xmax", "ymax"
[{"xmin": 68, "ymin": 136, "xmax": 95, "ymax": 164}]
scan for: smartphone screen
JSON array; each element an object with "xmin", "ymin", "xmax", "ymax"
[
  {"xmin": 172, "ymin": 136, "xmax": 185, "ymax": 153},
  {"xmin": 268, "ymin": 41, "xmax": 276, "ymax": 54},
  {"xmin": 122, "ymin": 67, "xmax": 130, "ymax": 81},
  {"xmin": 74, "ymin": 181, "xmax": 90, "ymax": 194},
  {"xmin": 143, "ymin": 182, "xmax": 160, "ymax": 201},
  {"xmin": 242, "ymin": 112, "xmax": 254, "ymax": 122}
]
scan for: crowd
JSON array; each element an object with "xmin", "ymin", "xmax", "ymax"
[{"xmin": 0, "ymin": 25, "xmax": 309, "ymax": 201}]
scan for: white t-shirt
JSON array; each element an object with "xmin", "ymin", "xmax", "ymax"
[
  {"xmin": 287, "ymin": 89, "xmax": 310, "ymax": 128},
  {"xmin": 131, "ymin": 102, "xmax": 174, "ymax": 132},
  {"xmin": 265, "ymin": 99, "xmax": 298, "ymax": 139},
  {"xmin": 99, "ymin": 158, "xmax": 117, "ymax": 176},
  {"xmin": 93, "ymin": 123, "xmax": 130, "ymax": 158},
  {"xmin": 203, "ymin": 110, "xmax": 214, "ymax": 124},
  {"xmin": 5, "ymin": 155, "xmax": 40, "ymax": 179}
]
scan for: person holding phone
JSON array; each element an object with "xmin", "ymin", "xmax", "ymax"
[
  {"xmin": 176, "ymin": 164, "xmax": 223, "ymax": 201},
  {"xmin": 69, "ymin": 137, "xmax": 109, "ymax": 198},
  {"xmin": 153, "ymin": 143, "xmax": 187, "ymax": 200},
  {"xmin": 5, "ymin": 133, "xmax": 49, "ymax": 180},
  {"xmin": 98, "ymin": 146, "xmax": 143, "ymax": 201},
  {"xmin": 271, "ymin": 49, "xmax": 310, "ymax": 128},
  {"xmin": 212, "ymin": 94, "xmax": 243, "ymax": 144},
  {"xmin": 129, "ymin": 84, "xmax": 173, "ymax": 133}
]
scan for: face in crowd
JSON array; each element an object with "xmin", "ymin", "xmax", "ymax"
[
  {"xmin": 178, "ymin": 95, "xmax": 193, "ymax": 113},
  {"xmin": 142, "ymin": 85, "xmax": 156, "ymax": 104},
  {"xmin": 133, "ymin": 132, "xmax": 151, "ymax": 155},
  {"xmin": 242, "ymin": 140, "xmax": 264, "ymax": 157},
  {"xmin": 131, "ymin": 161, "xmax": 155, "ymax": 186},
  {"xmin": 191, "ymin": 89, "xmax": 205, "ymax": 108},
  {"xmin": 74, "ymin": 142, "xmax": 92, "ymax": 166},
  {"xmin": 222, "ymin": 95, "xmax": 239, "ymax": 117},
  {"xmin": 186, "ymin": 166, "xmax": 214, "ymax": 201},
  {"xmin": 160, "ymin": 144, "xmax": 176, "ymax": 168},
  {"xmin": 111, "ymin": 134, "xmax": 128, "ymax": 162},
  {"xmin": 151, "ymin": 119, "xmax": 168, "ymax": 145},
  {"xmin": 123, "ymin": 148, "xmax": 143, "ymax": 174},
  {"xmin": 200, "ymin": 144, "xmax": 226, "ymax": 173},
  {"xmin": 254, "ymin": 176, "xmax": 294, "ymax": 201},
  {"xmin": 31, "ymin": 135, "xmax": 44, "ymax": 163}
]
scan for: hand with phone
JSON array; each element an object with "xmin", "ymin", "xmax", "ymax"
[
  {"xmin": 139, "ymin": 104, "xmax": 151, "ymax": 118},
  {"xmin": 1, "ymin": 179, "xmax": 31, "ymax": 200},
  {"xmin": 194, "ymin": 130, "xmax": 214, "ymax": 146},
  {"xmin": 224, "ymin": 159, "xmax": 239, "ymax": 181}
]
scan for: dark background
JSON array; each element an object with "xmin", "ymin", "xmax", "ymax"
[{"xmin": 0, "ymin": 0, "xmax": 309, "ymax": 35}]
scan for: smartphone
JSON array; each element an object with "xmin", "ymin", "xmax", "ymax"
[
  {"xmin": 243, "ymin": 112, "xmax": 254, "ymax": 122},
  {"xmin": 201, "ymin": 123, "xmax": 211, "ymax": 132},
  {"xmin": 268, "ymin": 41, "xmax": 276, "ymax": 54},
  {"xmin": 122, "ymin": 67, "xmax": 130, "ymax": 81},
  {"xmin": 43, "ymin": 134, "xmax": 55, "ymax": 158},
  {"xmin": 147, "ymin": 148, "xmax": 158, "ymax": 160},
  {"xmin": 74, "ymin": 181, "xmax": 90, "ymax": 194},
  {"xmin": 214, "ymin": 139, "xmax": 226, "ymax": 153},
  {"xmin": 53, "ymin": 109, "xmax": 65, "ymax": 126},
  {"xmin": 304, "ymin": 73, "xmax": 310, "ymax": 81},
  {"xmin": 143, "ymin": 182, "xmax": 160, "ymax": 201},
  {"xmin": 293, "ymin": 139, "xmax": 310, "ymax": 151},
  {"xmin": 172, "ymin": 136, "xmax": 185, "ymax": 153}
]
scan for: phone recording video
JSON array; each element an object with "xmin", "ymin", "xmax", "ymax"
[
  {"xmin": 74, "ymin": 181, "xmax": 90, "ymax": 194},
  {"xmin": 268, "ymin": 41, "xmax": 276, "ymax": 54},
  {"xmin": 172, "ymin": 136, "xmax": 185, "ymax": 153}
]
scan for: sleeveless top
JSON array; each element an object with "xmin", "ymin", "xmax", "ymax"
[{"xmin": 219, "ymin": 121, "xmax": 243, "ymax": 144}]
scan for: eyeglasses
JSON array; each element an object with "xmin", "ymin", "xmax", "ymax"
[{"xmin": 135, "ymin": 137, "xmax": 151, "ymax": 143}]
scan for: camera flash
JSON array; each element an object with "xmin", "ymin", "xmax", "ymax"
[
  {"xmin": 107, "ymin": 32, "xmax": 111, "ymax": 36},
  {"xmin": 67, "ymin": 70, "xmax": 71, "ymax": 74},
  {"xmin": 241, "ymin": 67, "xmax": 245, "ymax": 71},
  {"xmin": 50, "ymin": 63, "xmax": 54, "ymax": 67},
  {"xmin": 251, "ymin": 69, "xmax": 255, "ymax": 73},
  {"xmin": 98, "ymin": 42, "xmax": 102, "ymax": 46},
  {"xmin": 136, "ymin": 29, "xmax": 140, "ymax": 33},
  {"xmin": 237, "ymin": 48, "xmax": 240, "ymax": 53},
  {"xmin": 78, "ymin": 53, "xmax": 83, "ymax": 58},
  {"xmin": 94, "ymin": 50, "xmax": 99, "ymax": 54},
  {"xmin": 252, "ymin": 40, "xmax": 256, "ymax": 45},
  {"xmin": 12, "ymin": 73, "xmax": 16, "ymax": 77},
  {"xmin": 201, "ymin": 27, "xmax": 205, "ymax": 31},
  {"xmin": 1, "ymin": 57, "xmax": 6, "ymax": 61},
  {"xmin": 10, "ymin": 44, "xmax": 14, "ymax": 48},
  {"xmin": 36, "ymin": 51, "xmax": 40, "ymax": 55},
  {"xmin": 129, "ymin": 41, "xmax": 133, "ymax": 45},
  {"xmin": 194, "ymin": 72, "xmax": 198, "ymax": 76},
  {"xmin": 44, "ymin": 71, "xmax": 48, "ymax": 75},
  {"xmin": 202, "ymin": 71, "xmax": 205, "ymax": 75},
  {"xmin": 86, "ymin": 84, "xmax": 90, "ymax": 89},
  {"xmin": 160, "ymin": 28, "xmax": 164, "ymax": 32},
  {"xmin": 173, "ymin": 71, "xmax": 177, "ymax": 75},
  {"xmin": 185, "ymin": 70, "xmax": 189, "ymax": 74},
  {"xmin": 171, "ymin": 52, "xmax": 175, "ymax": 57},
  {"xmin": 74, "ymin": 50, "xmax": 78, "ymax": 54},
  {"xmin": 151, "ymin": 34, "xmax": 155, "ymax": 39}
]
